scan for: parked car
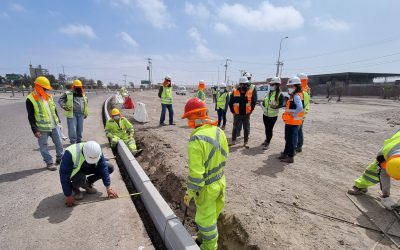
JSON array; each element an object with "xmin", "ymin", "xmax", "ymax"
[
  {"xmin": 256, "ymin": 84, "xmax": 290, "ymax": 103},
  {"xmin": 176, "ymin": 86, "xmax": 187, "ymax": 95}
]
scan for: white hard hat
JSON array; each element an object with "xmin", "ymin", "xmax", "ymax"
[
  {"xmin": 199, "ymin": 80, "xmax": 205, "ymax": 84},
  {"xmin": 83, "ymin": 141, "xmax": 102, "ymax": 164},
  {"xmin": 269, "ymin": 77, "xmax": 281, "ymax": 84},
  {"xmin": 165, "ymin": 75, "xmax": 171, "ymax": 80},
  {"xmin": 220, "ymin": 83, "xmax": 227, "ymax": 88},
  {"xmin": 286, "ymin": 76, "xmax": 301, "ymax": 86},
  {"xmin": 238, "ymin": 77, "xmax": 249, "ymax": 84},
  {"xmin": 243, "ymin": 72, "xmax": 252, "ymax": 78},
  {"xmin": 297, "ymin": 73, "xmax": 308, "ymax": 80}
]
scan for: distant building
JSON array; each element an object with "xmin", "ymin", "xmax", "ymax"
[{"xmin": 29, "ymin": 63, "xmax": 49, "ymax": 79}]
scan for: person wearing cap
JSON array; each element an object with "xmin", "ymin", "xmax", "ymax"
[
  {"xmin": 26, "ymin": 76, "xmax": 63, "ymax": 171},
  {"xmin": 215, "ymin": 83, "xmax": 230, "ymax": 130},
  {"xmin": 59, "ymin": 141, "xmax": 118, "ymax": 207},
  {"xmin": 348, "ymin": 130, "xmax": 400, "ymax": 210},
  {"xmin": 58, "ymin": 79, "xmax": 88, "ymax": 144},
  {"xmin": 195, "ymin": 80, "xmax": 206, "ymax": 102},
  {"xmin": 278, "ymin": 76, "xmax": 304, "ymax": 163},
  {"xmin": 158, "ymin": 75, "xmax": 175, "ymax": 126},
  {"xmin": 295, "ymin": 73, "xmax": 311, "ymax": 153},
  {"xmin": 228, "ymin": 77, "xmax": 257, "ymax": 148},
  {"xmin": 261, "ymin": 77, "xmax": 285, "ymax": 149}
]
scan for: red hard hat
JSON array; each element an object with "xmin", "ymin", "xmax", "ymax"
[{"xmin": 181, "ymin": 98, "xmax": 207, "ymax": 119}]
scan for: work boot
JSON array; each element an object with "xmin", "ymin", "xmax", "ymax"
[
  {"xmin": 296, "ymin": 147, "xmax": 303, "ymax": 153},
  {"xmin": 277, "ymin": 153, "xmax": 288, "ymax": 160},
  {"xmin": 74, "ymin": 189, "xmax": 84, "ymax": 200},
  {"xmin": 221, "ymin": 125, "xmax": 225, "ymax": 130},
  {"xmin": 243, "ymin": 141, "xmax": 249, "ymax": 149},
  {"xmin": 347, "ymin": 186, "xmax": 368, "ymax": 195},
  {"xmin": 169, "ymin": 122, "xmax": 176, "ymax": 125},
  {"xmin": 46, "ymin": 163, "xmax": 57, "ymax": 171},
  {"xmin": 228, "ymin": 140, "xmax": 236, "ymax": 146},
  {"xmin": 82, "ymin": 183, "xmax": 98, "ymax": 194},
  {"xmin": 263, "ymin": 142, "xmax": 270, "ymax": 150},
  {"xmin": 280, "ymin": 157, "xmax": 294, "ymax": 163},
  {"xmin": 261, "ymin": 140, "xmax": 267, "ymax": 146},
  {"xmin": 159, "ymin": 123, "xmax": 167, "ymax": 126},
  {"xmin": 55, "ymin": 158, "xmax": 62, "ymax": 165}
]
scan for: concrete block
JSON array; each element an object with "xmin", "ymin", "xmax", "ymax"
[{"xmin": 165, "ymin": 218, "xmax": 200, "ymax": 250}]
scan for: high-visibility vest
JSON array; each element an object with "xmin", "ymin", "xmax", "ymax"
[
  {"xmin": 104, "ymin": 117, "xmax": 134, "ymax": 140},
  {"xmin": 27, "ymin": 92, "xmax": 59, "ymax": 132},
  {"xmin": 186, "ymin": 124, "xmax": 228, "ymax": 195},
  {"xmin": 195, "ymin": 90, "xmax": 206, "ymax": 102},
  {"xmin": 66, "ymin": 143, "xmax": 96, "ymax": 178},
  {"xmin": 263, "ymin": 91, "xmax": 281, "ymax": 117},
  {"xmin": 216, "ymin": 91, "xmax": 228, "ymax": 110},
  {"xmin": 64, "ymin": 91, "xmax": 88, "ymax": 118},
  {"xmin": 303, "ymin": 91, "xmax": 310, "ymax": 116},
  {"xmin": 282, "ymin": 92, "xmax": 304, "ymax": 126},
  {"xmin": 381, "ymin": 130, "xmax": 400, "ymax": 169},
  {"xmin": 161, "ymin": 86, "xmax": 172, "ymax": 104},
  {"xmin": 232, "ymin": 88, "xmax": 253, "ymax": 115}
]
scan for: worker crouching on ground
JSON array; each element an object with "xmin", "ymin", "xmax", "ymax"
[
  {"xmin": 348, "ymin": 130, "xmax": 400, "ymax": 210},
  {"xmin": 58, "ymin": 79, "xmax": 88, "ymax": 144},
  {"xmin": 195, "ymin": 80, "xmax": 206, "ymax": 102},
  {"xmin": 158, "ymin": 75, "xmax": 175, "ymax": 126},
  {"xmin": 105, "ymin": 108, "xmax": 141, "ymax": 156},
  {"xmin": 261, "ymin": 77, "xmax": 284, "ymax": 150},
  {"xmin": 229, "ymin": 77, "xmax": 257, "ymax": 148},
  {"xmin": 182, "ymin": 98, "xmax": 228, "ymax": 250},
  {"xmin": 278, "ymin": 76, "xmax": 304, "ymax": 163},
  {"xmin": 60, "ymin": 141, "xmax": 118, "ymax": 207},
  {"xmin": 26, "ymin": 76, "xmax": 63, "ymax": 171},
  {"xmin": 295, "ymin": 73, "xmax": 311, "ymax": 153},
  {"xmin": 215, "ymin": 83, "xmax": 229, "ymax": 130}
]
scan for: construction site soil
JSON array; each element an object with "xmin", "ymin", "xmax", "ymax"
[{"xmin": 115, "ymin": 91, "xmax": 400, "ymax": 250}]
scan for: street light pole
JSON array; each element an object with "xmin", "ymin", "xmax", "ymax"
[
  {"xmin": 147, "ymin": 58, "xmax": 152, "ymax": 86},
  {"xmin": 224, "ymin": 58, "xmax": 231, "ymax": 83},
  {"xmin": 276, "ymin": 36, "xmax": 288, "ymax": 77}
]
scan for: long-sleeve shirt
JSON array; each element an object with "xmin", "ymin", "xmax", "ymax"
[
  {"xmin": 228, "ymin": 88, "xmax": 257, "ymax": 115},
  {"xmin": 292, "ymin": 93, "xmax": 304, "ymax": 117},
  {"xmin": 59, "ymin": 151, "xmax": 110, "ymax": 196},
  {"xmin": 26, "ymin": 98, "xmax": 60, "ymax": 134},
  {"xmin": 58, "ymin": 91, "xmax": 87, "ymax": 114}
]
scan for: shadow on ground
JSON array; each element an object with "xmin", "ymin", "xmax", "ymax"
[
  {"xmin": 0, "ymin": 168, "xmax": 46, "ymax": 184},
  {"xmin": 252, "ymin": 153, "xmax": 290, "ymax": 178}
]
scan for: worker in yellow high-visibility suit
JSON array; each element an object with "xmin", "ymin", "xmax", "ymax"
[
  {"xmin": 182, "ymin": 97, "xmax": 229, "ymax": 250},
  {"xmin": 105, "ymin": 108, "xmax": 140, "ymax": 155}
]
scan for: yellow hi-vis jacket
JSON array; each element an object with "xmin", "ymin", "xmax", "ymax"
[
  {"xmin": 105, "ymin": 117, "xmax": 134, "ymax": 141},
  {"xmin": 27, "ymin": 92, "xmax": 59, "ymax": 132}
]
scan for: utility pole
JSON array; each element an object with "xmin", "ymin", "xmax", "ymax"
[
  {"xmin": 123, "ymin": 74, "xmax": 127, "ymax": 86},
  {"xmin": 224, "ymin": 58, "xmax": 231, "ymax": 83},
  {"xmin": 276, "ymin": 36, "xmax": 288, "ymax": 77},
  {"xmin": 147, "ymin": 58, "xmax": 152, "ymax": 86}
]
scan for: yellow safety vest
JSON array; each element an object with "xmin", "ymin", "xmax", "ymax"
[
  {"xmin": 216, "ymin": 91, "xmax": 228, "ymax": 110},
  {"xmin": 66, "ymin": 143, "xmax": 96, "ymax": 178},
  {"xmin": 65, "ymin": 91, "xmax": 88, "ymax": 118},
  {"xmin": 104, "ymin": 117, "xmax": 134, "ymax": 140},
  {"xmin": 263, "ymin": 91, "xmax": 281, "ymax": 117},
  {"xmin": 27, "ymin": 92, "xmax": 59, "ymax": 132},
  {"xmin": 161, "ymin": 86, "xmax": 172, "ymax": 104}
]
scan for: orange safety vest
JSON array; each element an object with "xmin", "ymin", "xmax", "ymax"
[
  {"xmin": 282, "ymin": 92, "xmax": 304, "ymax": 125},
  {"xmin": 232, "ymin": 88, "xmax": 253, "ymax": 115}
]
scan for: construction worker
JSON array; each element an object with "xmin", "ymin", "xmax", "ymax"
[
  {"xmin": 181, "ymin": 98, "xmax": 228, "ymax": 250},
  {"xmin": 216, "ymin": 83, "xmax": 230, "ymax": 130},
  {"xmin": 348, "ymin": 130, "xmax": 400, "ymax": 210},
  {"xmin": 59, "ymin": 141, "xmax": 118, "ymax": 206},
  {"xmin": 278, "ymin": 76, "xmax": 304, "ymax": 163},
  {"xmin": 158, "ymin": 75, "xmax": 175, "ymax": 126},
  {"xmin": 58, "ymin": 79, "xmax": 88, "ymax": 144},
  {"xmin": 236, "ymin": 72, "xmax": 257, "ymax": 137},
  {"xmin": 296, "ymin": 73, "xmax": 311, "ymax": 153},
  {"xmin": 26, "ymin": 76, "xmax": 63, "ymax": 171},
  {"xmin": 194, "ymin": 80, "xmax": 206, "ymax": 102},
  {"xmin": 211, "ymin": 85, "xmax": 218, "ymax": 103},
  {"xmin": 261, "ymin": 77, "xmax": 285, "ymax": 149},
  {"xmin": 105, "ymin": 108, "xmax": 140, "ymax": 155},
  {"xmin": 229, "ymin": 77, "xmax": 257, "ymax": 148},
  {"xmin": 119, "ymin": 86, "xmax": 128, "ymax": 97}
]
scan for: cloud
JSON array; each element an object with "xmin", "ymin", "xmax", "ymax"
[
  {"xmin": 188, "ymin": 27, "xmax": 206, "ymax": 44},
  {"xmin": 313, "ymin": 17, "xmax": 351, "ymax": 31},
  {"xmin": 59, "ymin": 24, "xmax": 97, "ymax": 38},
  {"xmin": 184, "ymin": 2, "xmax": 210, "ymax": 19},
  {"xmin": 10, "ymin": 3, "xmax": 26, "ymax": 12},
  {"xmin": 214, "ymin": 22, "xmax": 231, "ymax": 34},
  {"xmin": 219, "ymin": 2, "xmax": 304, "ymax": 31},
  {"xmin": 187, "ymin": 27, "xmax": 220, "ymax": 60},
  {"xmin": 136, "ymin": 0, "xmax": 174, "ymax": 29},
  {"xmin": 118, "ymin": 32, "xmax": 138, "ymax": 47}
]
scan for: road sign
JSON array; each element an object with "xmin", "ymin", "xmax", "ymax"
[
  {"xmin": 6, "ymin": 74, "xmax": 22, "ymax": 81},
  {"xmin": 141, "ymin": 80, "xmax": 150, "ymax": 85}
]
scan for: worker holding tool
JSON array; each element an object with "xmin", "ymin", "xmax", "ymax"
[
  {"xmin": 58, "ymin": 79, "xmax": 88, "ymax": 144},
  {"xmin": 26, "ymin": 76, "xmax": 63, "ymax": 171},
  {"xmin": 194, "ymin": 80, "xmax": 206, "ymax": 102},
  {"xmin": 295, "ymin": 73, "xmax": 311, "ymax": 153},
  {"xmin": 105, "ymin": 108, "xmax": 141, "ymax": 156},
  {"xmin": 59, "ymin": 141, "xmax": 118, "ymax": 207},
  {"xmin": 348, "ymin": 130, "xmax": 400, "ymax": 210},
  {"xmin": 215, "ymin": 83, "xmax": 229, "ymax": 130},
  {"xmin": 182, "ymin": 98, "xmax": 228, "ymax": 250},
  {"xmin": 158, "ymin": 75, "xmax": 175, "ymax": 126}
]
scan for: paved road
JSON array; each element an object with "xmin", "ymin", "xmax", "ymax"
[{"xmin": 0, "ymin": 93, "xmax": 153, "ymax": 249}]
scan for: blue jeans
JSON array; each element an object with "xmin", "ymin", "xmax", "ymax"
[
  {"xmin": 159, "ymin": 104, "xmax": 174, "ymax": 124},
  {"xmin": 296, "ymin": 122, "xmax": 304, "ymax": 149},
  {"xmin": 283, "ymin": 124, "xmax": 299, "ymax": 157},
  {"xmin": 67, "ymin": 113, "xmax": 84, "ymax": 144},
  {"xmin": 217, "ymin": 108, "xmax": 227, "ymax": 126},
  {"xmin": 38, "ymin": 128, "xmax": 64, "ymax": 165}
]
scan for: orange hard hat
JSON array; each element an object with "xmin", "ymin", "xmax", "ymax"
[{"xmin": 181, "ymin": 98, "xmax": 208, "ymax": 119}]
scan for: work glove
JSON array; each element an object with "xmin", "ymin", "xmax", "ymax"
[
  {"xmin": 57, "ymin": 123, "xmax": 63, "ymax": 130},
  {"xmin": 107, "ymin": 188, "xmax": 119, "ymax": 199},
  {"xmin": 34, "ymin": 131, "xmax": 42, "ymax": 138},
  {"xmin": 65, "ymin": 195, "xmax": 75, "ymax": 207},
  {"xmin": 382, "ymin": 197, "xmax": 396, "ymax": 210},
  {"xmin": 183, "ymin": 193, "xmax": 192, "ymax": 207}
]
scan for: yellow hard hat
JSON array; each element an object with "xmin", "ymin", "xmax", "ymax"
[
  {"xmin": 35, "ymin": 76, "xmax": 52, "ymax": 90},
  {"xmin": 111, "ymin": 108, "xmax": 120, "ymax": 116},
  {"xmin": 73, "ymin": 79, "xmax": 83, "ymax": 87},
  {"xmin": 386, "ymin": 157, "xmax": 400, "ymax": 180}
]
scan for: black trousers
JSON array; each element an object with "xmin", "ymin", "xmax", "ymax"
[
  {"xmin": 71, "ymin": 163, "xmax": 114, "ymax": 189},
  {"xmin": 263, "ymin": 115, "xmax": 278, "ymax": 143},
  {"xmin": 232, "ymin": 115, "xmax": 250, "ymax": 142}
]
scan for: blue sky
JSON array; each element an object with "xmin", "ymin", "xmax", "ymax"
[{"xmin": 1, "ymin": 0, "xmax": 400, "ymax": 85}]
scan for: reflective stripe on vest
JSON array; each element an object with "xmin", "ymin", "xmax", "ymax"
[
  {"xmin": 27, "ymin": 92, "xmax": 58, "ymax": 132},
  {"xmin": 161, "ymin": 86, "xmax": 172, "ymax": 104},
  {"xmin": 195, "ymin": 90, "xmax": 205, "ymax": 102},
  {"xmin": 282, "ymin": 92, "xmax": 304, "ymax": 125},
  {"xmin": 263, "ymin": 91, "xmax": 281, "ymax": 117},
  {"xmin": 68, "ymin": 143, "xmax": 85, "ymax": 178},
  {"xmin": 216, "ymin": 92, "xmax": 228, "ymax": 110},
  {"xmin": 232, "ymin": 88, "xmax": 253, "ymax": 115}
]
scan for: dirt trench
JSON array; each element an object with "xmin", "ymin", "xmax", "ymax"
[{"xmin": 133, "ymin": 126, "xmax": 260, "ymax": 250}]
